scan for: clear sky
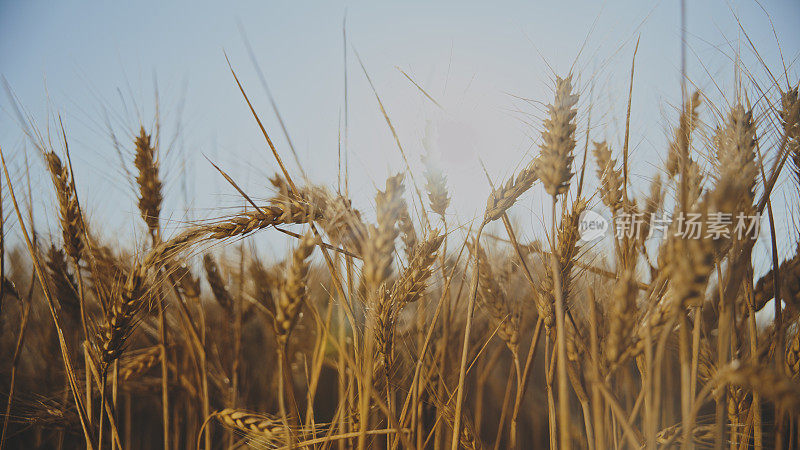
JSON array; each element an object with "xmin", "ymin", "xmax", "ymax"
[{"xmin": 1, "ymin": 0, "xmax": 799, "ymax": 259}]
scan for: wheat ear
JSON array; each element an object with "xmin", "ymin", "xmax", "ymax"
[
  {"xmin": 214, "ymin": 409, "xmax": 287, "ymax": 442},
  {"xmin": 45, "ymin": 152, "xmax": 85, "ymax": 261},
  {"xmin": 474, "ymin": 242, "xmax": 519, "ymax": 352},
  {"xmin": 273, "ymin": 232, "xmax": 316, "ymax": 344},
  {"xmin": 593, "ymin": 141, "xmax": 624, "ymax": 214},
  {"xmin": 712, "ymin": 104, "xmax": 758, "ymax": 216},
  {"xmin": 605, "ymin": 270, "xmax": 638, "ymax": 365},
  {"xmin": 203, "ymin": 254, "xmax": 233, "ymax": 313},
  {"xmin": 133, "ymin": 127, "xmax": 162, "ymax": 238},
  {"xmin": 781, "ymin": 87, "xmax": 799, "ymax": 184},
  {"xmin": 537, "ymin": 75, "xmax": 578, "ymax": 197},
  {"xmin": 483, "ymin": 163, "xmax": 538, "ymax": 223},
  {"xmin": 421, "ymin": 155, "xmax": 450, "ymax": 219},
  {"xmin": 666, "ymin": 91, "xmax": 701, "ymax": 179}
]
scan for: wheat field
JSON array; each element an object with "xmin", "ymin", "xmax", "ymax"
[{"xmin": 1, "ymin": 6, "xmax": 800, "ymax": 450}]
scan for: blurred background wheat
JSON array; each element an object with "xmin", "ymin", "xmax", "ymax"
[{"xmin": 1, "ymin": 1, "xmax": 800, "ymax": 449}]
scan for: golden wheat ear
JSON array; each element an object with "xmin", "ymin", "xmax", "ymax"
[
  {"xmin": 118, "ymin": 346, "xmax": 162, "ymax": 381},
  {"xmin": 362, "ymin": 174, "xmax": 404, "ymax": 294},
  {"xmin": 377, "ymin": 231, "xmax": 444, "ymax": 373},
  {"xmin": 273, "ymin": 231, "xmax": 316, "ymax": 345},
  {"xmin": 711, "ymin": 105, "xmax": 758, "ymax": 217},
  {"xmin": 474, "ymin": 242, "xmax": 519, "ymax": 352},
  {"xmin": 249, "ymin": 257, "xmax": 278, "ymax": 315},
  {"xmin": 45, "ymin": 244, "xmax": 80, "ymax": 321},
  {"xmin": 214, "ymin": 409, "xmax": 288, "ymax": 442},
  {"xmin": 94, "ymin": 269, "xmax": 148, "ymax": 372},
  {"xmin": 787, "ymin": 328, "xmax": 800, "ymax": 378},
  {"xmin": 45, "ymin": 151, "xmax": 84, "ymax": 261},
  {"xmin": 421, "ymin": 154, "xmax": 450, "ymax": 219},
  {"xmin": 666, "ymin": 90, "xmax": 702, "ymax": 179},
  {"xmin": 375, "ymin": 288, "xmax": 395, "ymax": 372},
  {"xmin": 133, "ymin": 127, "xmax": 163, "ymax": 238},
  {"xmin": 483, "ymin": 164, "xmax": 538, "ymax": 224},
  {"xmin": 592, "ymin": 141, "xmax": 624, "ymax": 214},
  {"xmin": 537, "ymin": 75, "xmax": 579, "ymax": 198},
  {"xmin": 778, "ymin": 87, "xmax": 800, "ymax": 198},
  {"xmin": 397, "ymin": 199, "xmax": 417, "ymax": 261},
  {"xmin": 203, "ymin": 253, "xmax": 233, "ymax": 313},
  {"xmin": 604, "ymin": 269, "xmax": 638, "ymax": 365},
  {"xmin": 390, "ymin": 231, "xmax": 444, "ymax": 308}
]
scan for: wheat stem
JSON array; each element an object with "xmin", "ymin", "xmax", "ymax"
[{"xmin": 450, "ymin": 221, "xmax": 485, "ymax": 450}]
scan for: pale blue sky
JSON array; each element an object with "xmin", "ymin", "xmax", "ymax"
[{"xmin": 1, "ymin": 0, "xmax": 799, "ymax": 259}]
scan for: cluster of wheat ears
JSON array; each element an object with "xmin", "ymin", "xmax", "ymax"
[{"xmin": 1, "ymin": 33, "xmax": 800, "ymax": 450}]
